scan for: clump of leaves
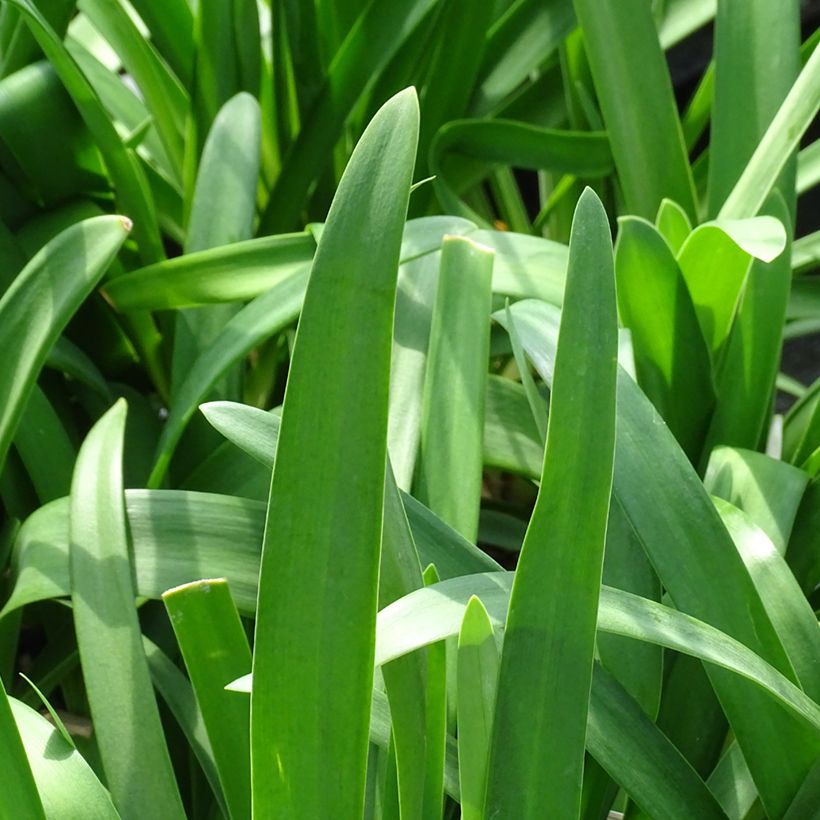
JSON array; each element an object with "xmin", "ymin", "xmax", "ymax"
[{"xmin": 0, "ymin": 2, "xmax": 819, "ymax": 820}]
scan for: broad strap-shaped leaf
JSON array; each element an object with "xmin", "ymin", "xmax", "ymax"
[
  {"xmin": 704, "ymin": 193, "xmax": 794, "ymax": 454},
  {"xmin": 0, "ymin": 678, "xmax": 45, "ymax": 819},
  {"xmin": 614, "ymin": 215, "xmax": 713, "ymax": 461},
  {"xmin": 430, "ymin": 121, "xmax": 612, "ymax": 224},
  {"xmin": 172, "ymin": 91, "xmax": 262, "ymax": 401},
  {"xmin": 572, "ymin": 0, "xmax": 697, "ymax": 221},
  {"xmin": 708, "ymin": 0, "xmax": 800, "ymax": 218},
  {"xmin": 250, "ymin": 88, "xmax": 419, "ymax": 818},
  {"xmin": 720, "ymin": 41, "xmax": 820, "ymax": 219},
  {"xmin": 655, "ymin": 198, "xmax": 692, "ymax": 255},
  {"xmin": 9, "ymin": 696, "xmax": 119, "ymax": 818},
  {"xmin": 415, "ymin": 235, "xmax": 494, "ymax": 541},
  {"xmin": 676, "ymin": 216, "xmax": 786, "ymax": 359},
  {"xmin": 715, "ymin": 499, "xmax": 820, "ymax": 702},
  {"xmin": 503, "ymin": 297, "xmax": 820, "ymax": 815},
  {"xmin": 0, "ymin": 215, "xmax": 129, "ymax": 476},
  {"xmin": 70, "ymin": 401, "xmax": 185, "ymax": 820},
  {"xmin": 370, "ymin": 573, "xmax": 820, "ymax": 734},
  {"xmin": 705, "ymin": 445, "xmax": 808, "ymax": 554},
  {"xmin": 163, "ymin": 579, "xmax": 251, "ymax": 820},
  {"xmin": 457, "ymin": 596, "xmax": 499, "ymax": 820},
  {"xmin": 587, "ymin": 664, "xmax": 725, "ymax": 820},
  {"xmin": 484, "ymin": 188, "xmax": 617, "ymax": 819}
]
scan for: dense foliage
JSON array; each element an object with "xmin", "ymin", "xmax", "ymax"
[{"xmin": 0, "ymin": 1, "xmax": 819, "ymax": 819}]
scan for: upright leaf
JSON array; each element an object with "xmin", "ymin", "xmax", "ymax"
[
  {"xmin": 172, "ymin": 92, "xmax": 262, "ymax": 402},
  {"xmin": 484, "ymin": 189, "xmax": 617, "ymax": 818},
  {"xmin": 457, "ymin": 596, "xmax": 499, "ymax": 820},
  {"xmin": 614, "ymin": 216, "xmax": 713, "ymax": 461},
  {"xmin": 720, "ymin": 42, "xmax": 820, "ymax": 219},
  {"xmin": 250, "ymin": 88, "xmax": 420, "ymax": 818},
  {"xmin": 573, "ymin": 0, "xmax": 697, "ymax": 221},
  {"xmin": 70, "ymin": 401, "xmax": 185, "ymax": 820},
  {"xmin": 707, "ymin": 0, "xmax": 800, "ymax": 217},
  {"xmin": 415, "ymin": 235, "xmax": 494, "ymax": 541},
  {"xmin": 163, "ymin": 579, "xmax": 252, "ymax": 820}
]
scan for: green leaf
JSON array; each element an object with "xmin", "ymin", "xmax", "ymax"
[
  {"xmin": 2, "ymin": 482, "xmax": 499, "ymax": 621},
  {"xmin": 9, "ymin": 696, "xmax": 118, "ymax": 819},
  {"xmin": 163, "ymin": 579, "xmax": 251, "ymax": 820},
  {"xmin": 784, "ymin": 377, "xmax": 820, "ymax": 465},
  {"xmin": 715, "ymin": 498, "xmax": 820, "ymax": 702},
  {"xmin": 484, "ymin": 189, "xmax": 617, "ymax": 818},
  {"xmin": 259, "ymin": 0, "xmax": 436, "ymax": 233},
  {"xmin": 127, "ymin": 0, "xmax": 194, "ymax": 87},
  {"xmin": 189, "ymin": 0, "xmax": 260, "ymax": 168},
  {"xmin": 456, "ymin": 596, "xmax": 498, "ymax": 820},
  {"xmin": 104, "ymin": 232, "xmax": 315, "ymax": 310},
  {"xmin": 6, "ymin": 0, "xmax": 163, "ymax": 262},
  {"xmin": 413, "ymin": 0, "xmax": 493, "ymax": 185},
  {"xmin": 788, "ymin": 477, "xmax": 820, "ymax": 595},
  {"xmin": 0, "ymin": 678, "xmax": 45, "ymax": 819},
  {"xmin": 388, "ymin": 249, "xmax": 443, "ymax": 490},
  {"xmin": 250, "ymin": 88, "xmax": 419, "ymax": 818},
  {"xmin": 371, "ymin": 573, "xmax": 820, "ymax": 734},
  {"xmin": 14, "ymin": 386, "xmax": 76, "ymax": 504},
  {"xmin": 470, "ymin": 0, "xmax": 576, "ymax": 116},
  {"xmin": 200, "ymin": 405, "xmax": 434, "ymax": 820},
  {"xmin": 657, "ymin": 0, "xmax": 717, "ymax": 49},
  {"xmin": 69, "ymin": 400, "xmax": 185, "ymax": 820},
  {"xmin": 0, "ymin": 215, "xmax": 129, "ymax": 477},
  {"xmin": 597, "ymin": 502, "xmax": 663, "ymax": 720},
  {"xmin": 655, "ymin": 198, "xmax": 692, "ymax": 255},
  {"xmin": 676, "ymin": 217, "xmax": 786, "ymax": 358},
  {"xmin": 78, "ymin": 0, "xmax": 187, "ymax": 182},
  {"xmin": 0, "ymin": 61, "xmax": 106, "ymax": 208},
  {"xmin": 707, "ymin": 0, "xmax": 799, "ymax": 217},
  {"xmin": 614, "ymin": 216, "xmax": 713, "ymax": 460},
  {"xmin": 149, "ymin": 270, "xmax": 307, "ymax": 487},
  {"xmin": 504, "ymin": 301, "xmax": 548, "ymax": 442},
  {"xmin": 798, "ymin": 138, "xmax": 820, "ymax": 195},
  {"xmin": 172, "ymin": 91, "xmax": 262, "ymax": 401},
  {"xmin": 378, "ymin": 464, "xmax": 427, "ymax": 820},
  {"xmin": 705, "ymin": 445, "xmax": 808, "ymax": 554},
  {"xmin": 703, "ymin": 193, "xmax": 793, "ymax": 454},
  {"xmin": 707, "ymin": 741, "xmax": 758, "ymax": 820},
  {"xmin": 415, "ymin": 235, "xmax": 493, "ymax": 541},
  {"xmin": 504, "ymin": 297, "xmax": 820, "ymax": 815},
  {"xmin": 573, "ymin": 0, "xmax": 697, "ymax": 221},
  {"xmin": 430, "ymin": 120, "xmax": 612, "ymax": 224},
  {"xmin": 102, "ymin": 217, "xmax": 475, "ymax": 311},
  {"xmin": 421, "ymin": 563, "xmax": 447, "ymax": 820},
  {"xmin": 587, "ymin": 664, "xmax": 725, "ymax": 820},
  {"xmin": 142, "ymin": 636, "xmax": 224, "ymax": 814},
  {"xmin": 719, "ymin": 41, "xmax": 820, "ymax": 219},
  {"xmin": 783, "ymin": 758, "xmax": 820, "ymax": 820}
]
